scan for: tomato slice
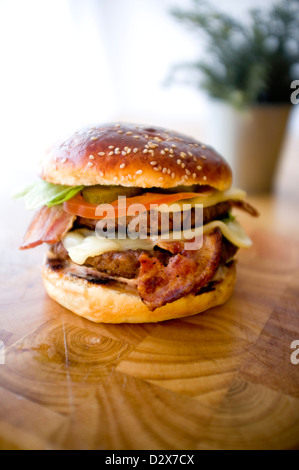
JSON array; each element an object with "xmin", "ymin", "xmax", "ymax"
[{"xmin": 63, "ymin": 191, "xmax": 210, "ymax": 220}]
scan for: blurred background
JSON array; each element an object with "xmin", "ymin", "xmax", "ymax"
[{"xmin": 0, "ymin": 0, "xmax": 298, "ymax": 193}]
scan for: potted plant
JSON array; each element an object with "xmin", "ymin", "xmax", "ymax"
[{"xmin": 169, "ymin": 0, "xmax": 299, "ymax": 193}]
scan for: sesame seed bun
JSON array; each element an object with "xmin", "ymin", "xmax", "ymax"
[
  {"xmin": 42, "ymin": 256, "xmax": 236, "ymax": 324},
  {"xmin": 40, "ymin": 123, "xmax": 232, "ymax": 191}
]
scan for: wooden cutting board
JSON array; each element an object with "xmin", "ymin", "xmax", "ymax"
[{"xmin": 0, "ymin": 193, "xmax": 299, "ymax": 450}]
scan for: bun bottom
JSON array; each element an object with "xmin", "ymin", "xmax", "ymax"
[{"xmin": 42, "ymin": 257, "xmax": 237, "ymax": 324}]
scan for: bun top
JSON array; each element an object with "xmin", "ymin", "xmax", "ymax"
[{"xmin": 40, "ymin": 123, "xmax": 232, "ymax": 191}]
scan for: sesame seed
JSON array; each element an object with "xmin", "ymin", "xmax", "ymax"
[
  {"xmin": 136, "ymin": 170, "xmax": 143, "ymax": 175},
  {"xmin": 160, "ymin": 150, "xmax": 165, "ymax": 155},
  {"xmin": 202, "ymin": 155, "xmax": 207, "ymax": 160},
  {"xmin": 186, "ymin": 169, "xmax": 191, "ymax": 176},
  {"xmin": 181, "ymin": 163, "xmax": 185, "ymax": 169},
  {"xmin": 115, "ymin": 124, "xmax": 121, "ymax": 127},
  {"xmin": 197, "ymin": 165, "xmax": 202, "ymax": 171},
  {"xmin": 167, "ymin": 169, "xmax": 171, "ymax": 175},
  {"xmin": 148, "ymin": 142, "xmax": 158, "ymax": 149},
  {"xmin": 177, "ymin": 159, "xmax": 181, "ymax": 165},
  {"xmin": 203, "ymin": 175, "xmax": 207, "ymax": 181},
  {"xmin": 91, "ymin": 136, "xmax": 98, "ymax": 141},
  {"xmin": 153, "ymin": 167, "xmax": 160, "ymax": 172},
  {"xmin": 127, "ymin": 174, "xmax": 132, "ymax": 180},
  {"xmin": 61, "ymin": 158, "xmax": 67, "ymax": 163},
  {"xmin": 99, "ymin": 171, "xmax": 104, "ymax": 177},
  {"xmin": 117, "ymin": 130, "xmax": 124, "ymax": 134},
  {"xmin": 143, "ymin": 149, "xmax": 148, "ymax": 154},
  {"xmin": 114, "ymin": 149, "xmax": 120, "ymax": 155},
  {"xmin": 193, "ymin": 173, "xmax": 197, "ymax": 179},
  {"xmin": 133, "ymin": 135, "xmax": 140, "ymax": 139},
  {"xmin": 122, "ymin": 151, "xmax": 127, "ymax": 156},
  {"xmin": 126, "ymin": 131, "xmax": 133, "ymax": 135},
  {"xmin": 154, "ymin": 137, "xmax": 162, "ymax": 142},
  {"xmin": 180, "ymin": 152, "xmax": 186, "ymax": 158},
  {"xmin": 201, "ymin": 145, "xmax": 206, "ymax": 149},
  {"xmin": 108, "ymin": 151, "xmax": 114, "ymax": 156},
  {"xmin": 89, "ymin": 155, "xmax": 95, "ymax": 160},
  {"xmin": 188, "ymin": 152, "xmax": 193, "ymax": 157},
  {"xmin": 119, "ymin": 163, "xmax": 126, "ymax": 169},
  {"xmin": 126, "ymin": 148, "xmax": 131, "ymax": 154},
  {"xmin": 150, "ymin": 161, "xmax": 158, "ymax": 166},
  {"xmin": 171, "ymin": 172, "xmax": 176, "ymax": 179},
  {"xmin": 169, "ymin": 149, "xmax": 174, "ymax": 154},
  {"xmin": 133, "ymin": 148, "xmax": 139, "ymax": 153},
  {"xmin": 87, "ymin": 162, "xmax": 94, "ymax": 167},
  {"xmin": 194, "ymin": 143, "xmax": 199, "ymax": 147},
  {"xmin": 109, "ymin": 145, "xmax": 115, "ymax": 149},
  {"xmin": 172, "ymin": 144, "xmax": 177, "ymax": 148},
  {"xmin": 162, "ymin": 168, "xmax": 167, "ymax": 174},
  {"xmin": 164, "ymin": 148, "xmax": 169, "ymax": 152},
  {"xmin": 98, "ymin": 152, "xmax": 105, "ymax": 156},
  {"xmin": 159, "ymin": 177, "xmax": 164, "ymax": 182}
]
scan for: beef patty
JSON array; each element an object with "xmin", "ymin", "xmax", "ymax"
[
  {"xmin": 75, "ymin": 201, "xmax": 232, "ymax": 234},
  {"xmin": 52, "ymin": 235, "xmax": 238, "ymax": 280}
]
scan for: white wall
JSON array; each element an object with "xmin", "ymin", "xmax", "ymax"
[{"xmin": 0, "ymin": 0, "xmax": 298, "ymax": 185}]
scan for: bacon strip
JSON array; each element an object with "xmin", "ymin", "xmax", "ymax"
[
  {"xmin": 230, "ymin": 200, "xmax": 259, "ymax": 217},
  {"xmin": 137, "ymin": 229, "xmax": 222, "ymax": 310},
  {"xmin": 20, "ymin": 206, "xmax": 76, "ymax": 250}
]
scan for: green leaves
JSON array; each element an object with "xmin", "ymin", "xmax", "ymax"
[
  {"xmin": 170, "ymin": 0, "xmax": 299, "ymax": 107},
  {"xmin": 12, "ymin": 180, "xmax": 84, "ymax": 210}
]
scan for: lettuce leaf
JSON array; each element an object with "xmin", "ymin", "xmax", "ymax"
[
  {"xmin": 222, "ymin": 211, "xmax": 237, "ymax": 224},
  {"xmin": 12, "ymin": 180, "xmax": 84, "ymax": 210}
]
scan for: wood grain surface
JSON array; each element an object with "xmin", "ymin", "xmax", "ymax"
[{"xmin": 0, "ymin": 136, "xmax": 298, "ymax": 450}]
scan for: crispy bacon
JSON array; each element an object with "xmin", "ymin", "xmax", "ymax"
[
  {"xmin": 230, "ymin": 200, "xmax": 259, "ymax": 217},
  {"xmin": 137, "ymin": 229, "xmax": 222, "ymax": 310},
  {"xmin": 20, "ymin": 206, "xmax": 76, "ymax": 250}
]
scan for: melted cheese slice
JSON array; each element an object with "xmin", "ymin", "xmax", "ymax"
[
  {"xmin": 63, "ymin": 218, "xmax": 252, "ymax": 266},
  {"xmin": 155, "ymin": 187, "xmax": 247, "ymax": 213},
  {"xmin": 63, "ymin": 230, "xmax": 156, "ymax": 266}
]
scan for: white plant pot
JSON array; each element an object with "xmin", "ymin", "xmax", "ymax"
[{"xmin": 205, "ymin": 101, "xmax": 292, "ymax": 193}]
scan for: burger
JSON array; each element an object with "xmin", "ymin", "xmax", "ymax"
[{"xmin": 15, "ymin": 123, "xmax": 258, "ymax": 323}]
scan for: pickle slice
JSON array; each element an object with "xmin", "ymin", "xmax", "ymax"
[{"xmin": 82, "ymin": 185, "xmax": 144, "ymax": 204}]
